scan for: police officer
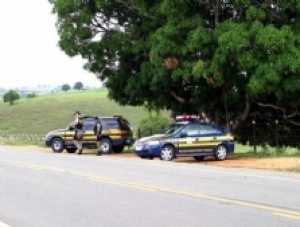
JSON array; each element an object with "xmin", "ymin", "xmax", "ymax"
[
  {"xmin": 73, "ymin": 111, "xmax": 84, "ymax": 155},
  {"xmin": 200, "ymin": 110, "xmax": 210, "ymax": 123},
  {"xmin": 93, "ymin": 117, "xmax": 102, "ymax": 156},
  {"xmin": 170, "ymin": 112, "xmax": 176, "ymax": 122}
]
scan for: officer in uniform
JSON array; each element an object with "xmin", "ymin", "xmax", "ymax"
[
  {"xmin": 93, "ymin": 117, "xmax": 102, "ymax": 156},
  {"xmin": 170, "ymin": 112, "xmax": 176, "ymax": 122},
  {"xmin": 200, "ymin": 110, "xmax": 210, "ymax": 123},
  {"xmin": 73, "ymin": 111, "xmax": 84, "ymax": 155}
]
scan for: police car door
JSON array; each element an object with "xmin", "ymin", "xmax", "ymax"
[
  {"xmin": 198, "ymin": 124, "xmax": 220, "ymax": 152},
  {"xmin": 178, "ymin": 123, "xmax": 201, "ymax": 154}
]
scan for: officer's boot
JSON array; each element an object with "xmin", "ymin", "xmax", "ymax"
[
  {"xmin": 78, "ymin": 149, "xmax": 82, "ymax": 155},
  {"xmin": 97, "ymin": 150, "xmax": 102, "ymax": 156}
]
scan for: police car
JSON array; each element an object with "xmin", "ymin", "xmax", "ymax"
[{"xmin": 133, "ymin": 115, "xmax": 234, "ymax": 161}]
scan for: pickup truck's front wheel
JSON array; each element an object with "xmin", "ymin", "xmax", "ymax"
[{"xmin": 51, "ymin": 138, "xmax": 64, "ymax": 153}]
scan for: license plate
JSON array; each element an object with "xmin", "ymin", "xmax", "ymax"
[{"xmin": 135, "ymin": 145, "xmax": 143, "ymax": 151}]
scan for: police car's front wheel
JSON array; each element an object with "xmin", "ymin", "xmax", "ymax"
[
  {"xmin": 215, "ymin": 145, "xmax": 227, "ymax": 161},
  {"xmin": 160, "ymin": 145, "xmax": 175, "ymax": 161}
]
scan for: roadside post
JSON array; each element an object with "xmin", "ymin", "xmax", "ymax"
[
  {"xmin": 275, "ymin": 119, "xmax": 279, "ymax": 149},
  {"xmin": 229, "ymin": 121, "xmax": 233, "ymax": 134},
  {"xmin": 252, "ymin": 120, "xmax": 257, "ymax": 154},
  {"xmin": 138, "ymin": 127, "xmax": 141, "ymax": 139}
]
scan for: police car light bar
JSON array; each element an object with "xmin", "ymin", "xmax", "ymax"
[{"xmin": 175, "ymin": 115, "xmax": 199, "ymax": 121}]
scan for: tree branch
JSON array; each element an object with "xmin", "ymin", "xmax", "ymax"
[
  {"xmin": 233, "ymin": 93, "xmax": 251, "ymax": 129},
  {"xmin": 257, "ymin": 102, "xmax": 299, "ymax": 119},
  {"xmin": 241, "ymin": 93, "xmax": 251, "ymax": 121},
  {"xmin": 114, "ymin": 0, "xmax": 156, "ymax": 20},
  {"xmin": 169, "ymin": 90, "xmax": 193, "ymax": 104}
]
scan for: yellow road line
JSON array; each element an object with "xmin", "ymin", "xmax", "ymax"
[
  {"xmin": 273, "ymin": 212, "xmax": 300, "ymax": 220},
  {"xmin": 9, "ymin": 163, "xmax": 43, "ymax": 170},
  {"xmin": 1, "ymin": 159, "xmax": 300, "ymax": 219},
  {"xmin": 42, "ymin": 167, "xmax": 65, "ymax": 173},
  {"xmin": 89, "ymin": 177, "xmax": 155, "ymax": 192}
]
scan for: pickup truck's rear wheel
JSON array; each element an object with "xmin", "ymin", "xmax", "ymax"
[
  {"xmin": 101, "ymin": 138, "xmax": 112, "ymax": 154},
  {"xmin": 66, "ymin": 148, "xmax": 77, "ymax": 153},
  {"xmin": 51, "ymin": 138, "xmax": 64, "ymax": 153}
]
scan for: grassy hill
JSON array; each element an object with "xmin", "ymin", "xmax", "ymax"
[{"xmin": 0, "ymin": 90, "xmax": 169, "ymax": 135}]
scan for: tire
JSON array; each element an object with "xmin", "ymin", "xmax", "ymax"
[
  {"xmin": 113, "ymin": 146, "xmax": 124, "ymax": 153},
  {"xmin": 194, "ymin": 156, "xmax": 205, "ymax": 161},
  {"xmin": 160, "ymin": 145, "xmax": 175, "ymax": 161},
  {"xmin": 51, "ymin": 138, "xmax": 64, "ymax": 153},
  {"xmin": 66, "ymin": 148, "xmax": 77, "ymax": 153},
  {"xmin": 101, "ymin": 138, "xmax": 113, "ymax": 154},
  {"xmin": 214, "ymin": 145, "xmax": 228, "ymax": 161}
]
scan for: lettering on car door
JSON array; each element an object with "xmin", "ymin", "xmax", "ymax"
[{"xmin": 179, "ymin": 123, "xmax": 201, "ymax": 153}]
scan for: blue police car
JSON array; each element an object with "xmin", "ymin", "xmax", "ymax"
[{"xmin": 133, "ymin": 115, "xmax": 234, "ymax": 161}]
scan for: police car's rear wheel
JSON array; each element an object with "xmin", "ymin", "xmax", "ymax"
[
  {"xmin": 101, "ymin": 138, "xmax": 112, "ymax": 154},
  {"xmin": 51, "ymin": 138, "xmax": 64, "ymax": 153},
  {"xmin": 160, "ymin": 145, "xmax": 174, "ymax": 161},
  {"xmin": 215, "ymin": 145, "xmax": 227, "ymax": 161}
]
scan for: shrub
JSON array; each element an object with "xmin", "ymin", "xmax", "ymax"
[
  {"xmin": 138, "ymin": 115, "xmax": 170, "ymax": 137},
  {"xmin": 27, "ymin": 93, "xmax": 37, "ymax": 99}
]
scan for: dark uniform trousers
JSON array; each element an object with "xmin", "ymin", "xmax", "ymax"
[{"xmin": 74, "ymin": 129, "xmax": 83, "ymax": 150}]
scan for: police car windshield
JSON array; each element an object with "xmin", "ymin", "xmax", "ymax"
[{"xmin": 160, "ymin": 123, "xmax": 185, "ymax": 134}]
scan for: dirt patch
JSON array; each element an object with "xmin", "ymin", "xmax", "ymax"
[
  {"xmin": 0, "ymin": 145, "xmax": 50, "ymax": 153},
  {"xmin": 1, "ymin": 145, "xmax": 300, "ymax": 171},
  {"xmin": 110, "ymin": 153, "xmax": 300, "ymax": 171},
  {"xmin": 174, "ymin": 156, "xmax": 300, "ymax": 171}
]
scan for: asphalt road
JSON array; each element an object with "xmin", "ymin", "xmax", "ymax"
[{"xmin": 0, "ymin": 148, "xmax": 300, "ymax": 227}]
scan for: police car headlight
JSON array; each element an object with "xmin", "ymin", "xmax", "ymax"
[{"xmin": 146, "ymin": 140, "xmax": 160, "ymax": 146}]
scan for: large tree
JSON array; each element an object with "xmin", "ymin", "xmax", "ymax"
[{"xmin": 49, "ymin": 0, "xmax": 300, "ymax": 145}]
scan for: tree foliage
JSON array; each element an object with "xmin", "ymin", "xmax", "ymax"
[
  {"xmin": 49, "ymin": 0, "xmax": 300, "ymax": 146},
  {"xmin": 74, "ymin": 81, "xmax": 83, "ymax": 90},
  {"xmin": 62, "ymin": 84, "xmax": 71, "ymax": 92},
  {"xmin": 4, "ymin": 90, "xmax": 20, "ymax": 105}
]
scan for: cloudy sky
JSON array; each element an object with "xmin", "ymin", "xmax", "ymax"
[{"xmin": 0, "ymin": 0, "xmax": 101, "ymax": 89}]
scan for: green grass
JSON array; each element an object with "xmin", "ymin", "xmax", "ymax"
[
  {"xmin": 0, "ymin": 89, "xmax": 169, "ymax": 135},
  {"xmin": 1, "ymin": 91, "xmax": 299, "ymax": 158},
  {"xmin": 232, "ymin": 143, "xmax": 300, "ymax": 158},
  {"xmin": 0, "ymin": 141, "xmax": 45, "ymax": 146}
]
